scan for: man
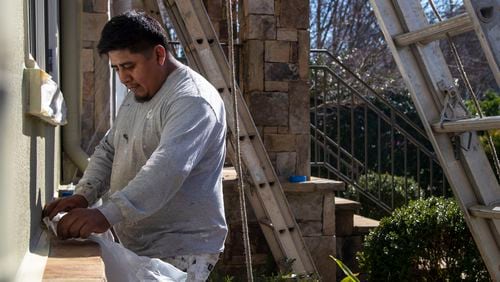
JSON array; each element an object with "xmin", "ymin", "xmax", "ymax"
[{"xmin": 44, "ymin": 11, "xmax": 227, "ymax": 281}]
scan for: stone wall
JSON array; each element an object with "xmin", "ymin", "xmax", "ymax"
[
  {"xmin": 81, "ymin": 0, "xmax": 110, "ymax": 155},
  {"xmin": 240, "ymin": 0, "xmax": 310, "ymax": 179}
]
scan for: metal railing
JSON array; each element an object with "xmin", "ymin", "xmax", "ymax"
[{"xmin": 310, "ymin": 49, "xmax": 450, "ymax": 218}]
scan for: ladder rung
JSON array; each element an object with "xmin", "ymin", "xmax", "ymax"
[
  {"xmin": 432, "ymin": 116, "xmax": 500, "ymax": 133},
  {"xmin": 259, "ymin": 218, "xmax": 274, "ymax": 229},
  {"xmin": 469, "ymin": 205, "xmax": 500, "ymax": 220},
  {"xmin": 394, "ymin": 13, "xmax": 473, "ymax": 47}
]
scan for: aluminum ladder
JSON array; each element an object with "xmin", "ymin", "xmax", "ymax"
[
  {"xmin": 161, "ymin": 0, "xmax": 318, "ymax": 278},
  {"xmin": 369, "ymin": 0, "xmax": 500, "ymax": 279}
]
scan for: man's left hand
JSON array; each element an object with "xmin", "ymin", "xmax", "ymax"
[{"xmin": 56, "ymin": 208, "xmax": 111, "ymax": 239}]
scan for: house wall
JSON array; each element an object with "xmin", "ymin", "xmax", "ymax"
[{"xmin": 0, "ymin": 0, "xmax": 59, "ymax": 279}]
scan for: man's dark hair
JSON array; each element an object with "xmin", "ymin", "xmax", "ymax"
[{"xmin": 97, "ymin": 11, "xmax": 168, "ymax": 55}]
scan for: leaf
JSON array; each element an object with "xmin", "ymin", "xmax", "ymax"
[
  {"xmin": 341, "ymin": 277, "xmax": 358, "ymax": 282},
  {"xmin": 330, "ymin": 256, "xmax": 360, "ymax": 282}
]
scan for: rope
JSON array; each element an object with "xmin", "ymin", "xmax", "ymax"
[
  {"xmin": 226, "ymin": 0, "xmax": 254, "ymax": 281},
  {"xmin": 428, "ymin": 0, "xmax": 500, "ymax": 179}
]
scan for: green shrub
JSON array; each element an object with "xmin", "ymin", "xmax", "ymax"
[
  {"xmin": 466, "ymin": 89, "xmax": 500, "ymax": 168},
  {"xmin": 344, "ymin": 172, "xmax": 423, "ymax": 219},
  {"xmin": 358, "ymin": 197, "xmax": 489, "ymax": 281}
]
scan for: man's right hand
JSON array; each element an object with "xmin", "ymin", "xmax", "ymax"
[{"xmin": 43, "ymin": 194, "xmax": 89, "ymax": 220}]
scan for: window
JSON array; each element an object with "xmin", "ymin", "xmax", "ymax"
[{"xmin": 27, "ymin": 0, "xmax": 59, "ymax": 81}]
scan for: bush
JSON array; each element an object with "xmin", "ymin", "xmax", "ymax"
[
  {"xmin": 358, "ymin": 197, "xmax": 489, "ymax": 281},
  {"xmin": 466, "ymin": 89, "xmax": 500, "ymax": 169},
  {"xmin": 344, "ymin": 172, "xmax": 423, "ymax": 219}
]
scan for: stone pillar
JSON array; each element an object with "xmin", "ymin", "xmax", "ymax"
[
  {"xmin": 240, "ymin": 0, "xmax": 310, "ymax": 179},
  {"xmin": 81, "ymin": 0, "xmax": 110, "ymax": 154},
  {"xmin": 203, "ymin": 0, "xmax": 224, "ymax": 38}
]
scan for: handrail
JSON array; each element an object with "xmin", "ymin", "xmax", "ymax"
[
  {"xmin": 310, "ymin": 49, "xmax": 429, "ymax": 140},
  {"xmin": 311, "ymin": 64, "xmax": 438, "ymax": 160},
  {"xmin": 309, "ymin": 53, "xmax": 447, "ymax": 214},
  {"xmin": 320, "ymin": 162, "xmax": 392, "ymax": 214},
  {"xmin": 311, "ymin": 124, "xmax": 365, "ymax": 169}
]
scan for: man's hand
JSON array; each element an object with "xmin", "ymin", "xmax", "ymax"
[
  {"xmin": 43, "ymin": 194, "xmax": 89, "ymax": 220},
  {"xmin": 56, "ymin": 208, "xmax": 111, "ymax": 239}
]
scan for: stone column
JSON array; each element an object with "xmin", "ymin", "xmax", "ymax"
[
  {"xmin": 81, "ymin": 0, "xmax": 110, "ymax": 154},
  {"xmin": 240, "ymin": 0, "xmax": 310, "ymax": 179}
]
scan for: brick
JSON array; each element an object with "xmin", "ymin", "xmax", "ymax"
[
  {"xmin": 297, "ymin": 221, "xmax": 323, "ymax": 236},
  {"xmin": 243, "ymin": 0, "xmax": 274, "ymax": 15},
  {"xmin": 82, "ymin": 41, "xmax": 95, "ymax": 49},
  {"xmin": 83, "ymin": 0, "xmax": 93, "ymax": 13},
  {"xmin": 222, "ymin": 184, "xmax": 257, "ymax": 222},
  {"xmin": 298, "ymin": 30, "xmax": 310, "ymax": 80},
  {"xmin": 276, "ymin": 152, "xmax": 297, "ymax": 177},
  {"xmin": 264, "ymin": 134, "xmax": 296, "ymax": 152},
  {"xmin": 277, "ymin": 28, "xmax": 298, "ymax": 41},
  {"xmin": 289, "ymin": 80, "xmax": 309, "ymax": 134},
  {"xmin": 82, "ymin": 72, "xmax": 95, "ymax": 102},
  {"xmin": 81, "ymin": 100, "xmax": 95, "ymax": 152},
  {"xmin": 265, "ymin": 81, "xmax": 288, "ymax": 92},
  {"xmin": 304, "ymin": 236, "xmax": 336, "ymax": 281},
  {"xmin": 287, "ymin": 193, "xmax": 323, "ymax": 221},
  {"xmin": 336, "ymin": 210, "xmax": 354, "ymax": 236},
  {"xmin": 267, "ymin": 152, "xmax": 277, "ymax": 170},
  {"xmin": 82, "ymin": 13, "xmax": 109, "ymax": 42},
  {"xmin": 93, "ymin": 49, "xmax": 110, "ymax": 134},
  {"xmin": 92, "ymin": 0, "xmax": 108, "ymax": 13},
  {"xmin": 243, "ymin": 40, "xmax": 264, "ymax": 92},
  {"xmin": 290, "ymin": 42, "xmax": 299, "ymax": 63},
  {"xmin": 204, "ymin": 0, "xmax": 222, "ymax": 19},
  {"xmin": 212, "ymin": 22, "xmax": 221, "ymax": 39},
  {"xmin": 265, "ymin": 41, "xmax": 290, "ymax": 63},
  {"xmin": 243, "ymin": 15, "xmax": 276, "ymax": 40},
  {"xmin": 263, "ymin": 127, "xmax": 278, "ymax": 134},
  {"xmin": 278, "ymin": 126, "xmax": 289, "ymax": 134},
  {"xmin": 81, "ymin": 49, "xmax": 94, "ymax": 72},
  {"xmin": 274, "ymin": 0, "xmax": 281, "ymax": 16},
  {"xmin": 249, "ymin": 92, "xmax": 288, "ymax": 126},
  {"xmin": 296, "ymin": 134, "xmax": 310, "ymax": 176},
  {"xmin": 265, "ymin": 62, "xmax": 299, "ymax": 81},
  {"xmin": 256, "ymin": 126, "xmax": 264, "ymax": 139},
  {"xmin": 323, "ymin": 193, "xmax": 335, "ymax": 235},
  {"xmin": 279, "ymin": 0, "xmax": 309, "ymax": 29}
]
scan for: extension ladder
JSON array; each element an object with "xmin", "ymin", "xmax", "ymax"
[
  {"xmin": 369, "ymin": 0, "xmax": 500, "ymax": 279},
  {"xmin": 160, "ymin": 0, "xmax": 318, "ymax": 277}
]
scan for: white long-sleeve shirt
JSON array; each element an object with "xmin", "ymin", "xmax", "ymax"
[{"xmin": 75, "ymin": 66, "xmax": 227, "ymax": 258}]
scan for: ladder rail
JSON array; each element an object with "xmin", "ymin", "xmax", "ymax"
[
  {"xmin": 163, "ymin": 0, "xmax": 318, "ymax": 277},
  {"xmin": 463, "ymin": 0, "xmax": 500, "ymax": 85},
  {"xmin": 369, "ymin": 0, "xmax": 500, "ymax": 279}
]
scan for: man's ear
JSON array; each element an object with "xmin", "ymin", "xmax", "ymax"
[{"xmin": 154, "ymin": 45, "xmax": 167, "ymax": 66}]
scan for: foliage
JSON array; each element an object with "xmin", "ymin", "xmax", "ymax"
[
  {"xmin": 330, "ymin": 256, "xmax": 360, "ymax": 282},
  {"xmin": 465, "ymin": 89, "xmax": 500, "ymax": 167},
  {"xmin": 466, "ymin": 89, "xmax": 500, "ymax": 117},
  {"xmin": 358, "ymin": 197, "xmax": 489, "ymax": 281},
  {"xmin": 344, "ymin": 172, "xmax": 423, "ymax": 220}
]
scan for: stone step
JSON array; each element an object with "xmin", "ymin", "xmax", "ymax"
[
  {"xmin": 222, "ymin": 167, "xmax": 345, "ymax": 193},
  {"xmin": 221, "ymin": 167, "xmax": 345, "ymax": 279},
  {"xmin": 335, "ymin": 197, "xmax": 360, "ymax": 237},
  {"xmin": 353, "ymin": 214, "xmax": 379, "ymax": 235},
  {"xmin": 335, "ymin": 197, "xmax": 361, "ymax": 211}
]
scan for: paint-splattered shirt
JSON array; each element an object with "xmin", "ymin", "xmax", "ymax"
[{"xmin": 75, "ymin": 65, "xmax": 227, "ymax": 258}]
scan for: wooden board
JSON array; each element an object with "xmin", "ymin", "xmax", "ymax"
[{"xmin": 43, "ymin": 237, "xmax": 106, "ymax": 281}]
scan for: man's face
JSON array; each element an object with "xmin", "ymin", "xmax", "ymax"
[{"xmin": 109, "ymin": 47, "xmax": 165, "ymax": 102}]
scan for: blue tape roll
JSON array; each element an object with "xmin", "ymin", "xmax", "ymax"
[{"xmin": 288, "ymin": 175, "xmax": 307, "ymax": 183}]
